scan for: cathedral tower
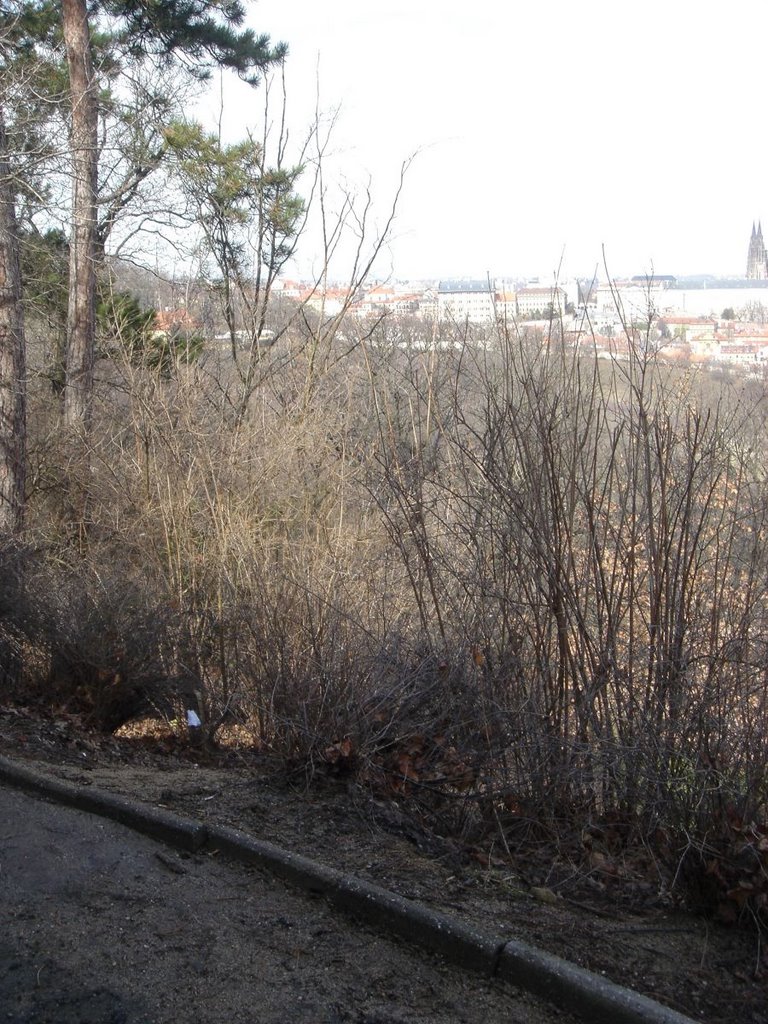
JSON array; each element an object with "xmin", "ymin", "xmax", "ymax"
[{"xmin": 747, "ymin": 221, "xmax": 768, "ymax": 279}]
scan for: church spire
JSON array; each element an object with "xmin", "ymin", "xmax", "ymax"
[{"xmin": 747, "ymin": 219, "xmax": 768, "ymax": 279}]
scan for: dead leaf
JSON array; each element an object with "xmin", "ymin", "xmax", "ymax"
[{"xmin": 530, "ymin": 886, "xmax": 559, "ymax": 905}]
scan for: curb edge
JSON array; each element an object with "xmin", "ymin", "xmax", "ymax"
[{"xmin": 0, "ymin": 754, "xmax": 698, "ymax": 1024}]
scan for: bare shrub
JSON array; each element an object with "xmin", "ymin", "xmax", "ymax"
[
  {"xmin": 363, "ymin": 316, "xmax": 768, "ymax": 897},
  {"xmin": 12, "ymin": 281, "xmax": 768, "ymax": 927},
  {"xmin": 0, "ymin": 539, "xmax": 33, "ymax": 690}
]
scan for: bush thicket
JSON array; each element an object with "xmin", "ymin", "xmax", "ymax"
[{"xmin": 4, "ymin": 309, "xmax": 768, "ymax": 928}]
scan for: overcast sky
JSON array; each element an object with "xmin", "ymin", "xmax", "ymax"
[{"xmin": 197, "ymin": 0, "xmax": 768, "ymax": 282}]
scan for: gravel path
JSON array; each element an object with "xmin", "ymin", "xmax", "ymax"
[{"xmin": 0, "ymin": 784, "xmax": 576, "ymax": 1024}]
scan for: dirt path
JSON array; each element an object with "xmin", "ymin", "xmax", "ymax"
[{"xmin": 0, "ymin": 784, "xmax": 577, "ymax": 1024}]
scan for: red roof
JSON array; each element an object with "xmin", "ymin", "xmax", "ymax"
[{"xmin": 153, "ymin": 309, "xmax": 199, "ymax": 331}]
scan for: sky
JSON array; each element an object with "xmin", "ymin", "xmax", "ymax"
[{"xmin": 196, "ymin": 0, "xmax": 768, "ymax": 283}]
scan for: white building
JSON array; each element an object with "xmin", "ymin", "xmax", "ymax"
[
  {"xmin": 593, "ymin": 279, "xmax": 674, "ymax": 322},
  {"xmin": 437, "ymin": 280, "xmax": 496, "ymax": 324},
  {"xmin": 516, "ymin": 286, "xmax": 567, "ymax": 318}
]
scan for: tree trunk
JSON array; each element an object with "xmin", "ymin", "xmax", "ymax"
[
  {"xmin": 62, "ymin": 0, "xmax": 98, "ymax": 430},
  {"xmin": 0, "ymin": 107, "xmax": 26, "ymax": 535}
]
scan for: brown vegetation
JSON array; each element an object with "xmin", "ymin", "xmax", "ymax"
[{"xmin": 3, "ymin": 305, "xmax": 768, "ymax": 945}]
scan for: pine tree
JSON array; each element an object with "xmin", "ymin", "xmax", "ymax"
[
  {"xmin": 0, "ymin": 108, "xmax": 26, "ymax": 534},
  {"xmin": 61, "ymin": 0, "xmax": 98, "ymax": 427},
  {"xmin": 0, "ymin": 2, "xmax": 55, "ymax": 533},
  {"xmin": 58, "ymin": 0, "xmax": 286, "ymax": 427},
  {"xmin": 0, "ymin": 0, "xmax": 285, "ymax": 530}
]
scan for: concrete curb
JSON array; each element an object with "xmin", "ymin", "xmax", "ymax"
[
  {"xmin": 205, "ymin": 822, "xmax": 346, "ymax": 894},
  {"xmin": 0, "ymin": 754, "xmax": 206, "ymax": 851},
  {"xmin": 499, "ymin": 941, "xmax": 694, "ymax": 1024},
  {"xmin": 331, "ymin": 875, "xmax": 502, "ymax": 976},
  {"xmin": 0, "ymin": 754, "xmax": 698, "ymax": 1024},
  {"xmin": 203, "ymin": 823, "xmax": 501, "ymax": 976}
]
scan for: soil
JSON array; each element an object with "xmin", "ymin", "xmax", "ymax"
[{"xmin": 1, "ymin": 703, "xmax": 765, "ymax": 1024}]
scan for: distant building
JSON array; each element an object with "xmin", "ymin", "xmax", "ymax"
[
  {"xmin": 746, "ymin": 221, "xmax": 768, "ymax": 279},
  {"xmin": 495, "ymin": 290, "xmax": 518, "ymax": 322},
  {"xmin": 300, "ymin": 287, "xmax": 354, "ymax": 316},
  {"xmin": 274, "ymin": 280, "xmax": 302, "ymax": 299},
  {"xmin": 515, "ymin": 286, "xmax": 567, "ymax": 318},
  {"xmin": 593, "ymin": 278, "xmax": 675, "ymax": 320},
  {"xmin": 662, "ymin": 315, "xmax": 716, "ymax": 345},
  {"xmin": 437, "ymin": 280, "xmax": 496, "ymax": 323},
  {"xmin": 153, "ymin": 309, "xmax": 200, "ymax": 334},
  {"xmin": 631, "ymin": 275, "xmax": 676, "ymax": 287}
]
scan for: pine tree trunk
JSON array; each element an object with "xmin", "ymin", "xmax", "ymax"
[
  {"xmin": 0, "ymin": 107, "xmax": 26, "ymax": 535},
  {"xmin": 62, "ymin": 0, "xmax": 97, "ymax": 430}
]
